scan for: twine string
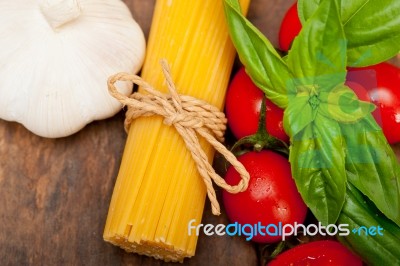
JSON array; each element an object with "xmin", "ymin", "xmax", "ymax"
[{"xmin": 107, "ymin": 59, "xmax": 250, "ymax": 215}]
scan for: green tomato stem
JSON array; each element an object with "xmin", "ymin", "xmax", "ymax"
[{"xmin": 231, "ymin": 97, "xmax": 289, "ymax": 155}]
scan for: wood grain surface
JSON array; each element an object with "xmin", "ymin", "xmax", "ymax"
[{"xmin": 0, "ymin": 1, "xmax": 398, "ymax": 266}]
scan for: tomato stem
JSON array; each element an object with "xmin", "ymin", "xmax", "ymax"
[
  {"xmin": 269, "ymin": 241, "xmax": 287, "ymax": 259},
  {"xmin": 259, "ymin": 241, "xmax": 287, "ymax": 266},
  {"xmin": 231, "ymin": 97, "xmax": 289, "ymax": 155}
]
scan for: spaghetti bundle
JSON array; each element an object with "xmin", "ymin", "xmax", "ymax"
[{"xmin": 103, "ymin": 0, "xmax": 250, "ymax": 262}]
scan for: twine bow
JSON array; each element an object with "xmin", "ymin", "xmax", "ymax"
[{"xmin": 107, "ymin": 59, "xmax": 250, "ymax": 215}]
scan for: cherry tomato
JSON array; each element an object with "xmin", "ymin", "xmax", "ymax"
[
  {"xmin": 225, "ymin": 68, "xmax": 289, "ymax": 142},
  {"xmin": 278, "ymin": 2, "xmax": 302, "ymax": 52},
  {"xmin": 267, "ymin": 240, "xmax": 363, "ymax": 266},
  {"xmin": 222, "ymin": 150, "xmax": 307, "ymax": 243},
  {"xmin": 347, "ymin": 62, "xmax": 400, "ymax": 144}
]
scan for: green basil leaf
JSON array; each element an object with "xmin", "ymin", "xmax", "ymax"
[
  {"xmin": 340, "ymin": 115, "xmax": 400, "ymax": 226},
  {"xmin": 298, "ymin": 0, "xmax": 400, "ymax": 67},
  {"xmin": 337, "ymin": 183, "xmax": 400, "ymax": 265},
  {"xmin": 318, "ymin": 84, "xmax": 375, "ymax": 123},
  {"xmin": 287, "ymin": 0, "xmax": 346, "ymax": 90},
  {"xmin": 289, "ymin": 115, "xmax": 346, "ymax": 225},
  {"xmin": 223, "ymin": 0, "xmax": 293, "ymax": 108},
  {"xmin": 283, "ymin": 92, "xmax": 314, "ymax": 138},
  {"xmin": 284, "ymin": 85, "xmax": 375, "ymax": 139}
]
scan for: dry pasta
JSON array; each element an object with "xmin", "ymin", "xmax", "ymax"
[{"xmin": 103, "ymin": 0, "xmax": 251, "ymax": 262}]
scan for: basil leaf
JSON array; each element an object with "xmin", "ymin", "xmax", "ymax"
[
  {"xmin": 340, "ymin": 115, "xmax": 400, "ymax": 226},
  {"xmin": 287, "ymin": 0, "xmax": 346, "ymax": 90},
  {"xmin": 283, "ymin": 91, "xmax": 314, "ymax": 138},
  {"xmin": 337, "ymin": 183, "xmax": 400, "ymax": 265},
  {"xmin": 298, "ymin": 0, "xmax": 400, "ymax": 67},
  {"xmin": 223, "ymin": 0, "xmax": 293, "ymax": 108},
  {"xmin": 318, "ymin": 84, "xmax": 375, "ymax": 123},
  {"xmin": 290, "ymin": 115, "xmax": 346, "ymax": 225}
]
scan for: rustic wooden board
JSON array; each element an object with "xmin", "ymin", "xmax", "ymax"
[{"xmin": 0, "ymin": 1, "xmax": 399, "ymax": 266}]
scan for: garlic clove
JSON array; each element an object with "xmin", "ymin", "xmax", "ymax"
[
  {"xmin": 40, "ymin": 0, "xmax": 82, "ymax": 30},
  {"xmin": 0, "ymin": 0, "xmax": 146, "ymax": 138}
]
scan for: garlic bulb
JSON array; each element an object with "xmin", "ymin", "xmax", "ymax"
[{"xmin": 0, "ymin": 0, "xmax": 146, "ymax": 138}]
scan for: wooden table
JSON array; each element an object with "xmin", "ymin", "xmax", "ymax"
[{"xmin": 1, "ymin": 1, "xmax": 399, "ymax": 265}]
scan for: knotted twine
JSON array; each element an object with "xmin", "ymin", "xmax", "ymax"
[{"xmin": 107, "ymin": 59, "xmax": 250, "ymax": 215}]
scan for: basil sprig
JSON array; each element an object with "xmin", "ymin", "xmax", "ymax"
[
  {"xmin": 284, "ymin": 0, "xmax": 374, "ymax": 225},
  {"xmin": 298, "ymin": 0, "xmax": 400, "ymax": 67},
  {"xmin": 223, "ymin": 0, "xmax": 400, "ymax": 229}
]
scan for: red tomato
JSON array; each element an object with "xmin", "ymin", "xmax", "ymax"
[
  {"xmin": 222, "ymin": 150, "xmax": 307, "ymax": 243},
  {"xmin": 347, "ymin": 62, "xmax": 400, "ymax": 144},
  {"xmin": 267, "ymin": 240, "xmax": 363, "ymax": 266},
  {"xmin": 225, "ymin": 68, "xmax": 289, "ymax": 142},
  {"xmin": 279, "ymin": 2, "xmax": 302, "ymax": 52}
]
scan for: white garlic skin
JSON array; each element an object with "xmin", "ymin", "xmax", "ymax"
[{"xmin": 0, "ymin": 0, "xmax": 146, "ymax": 138}]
